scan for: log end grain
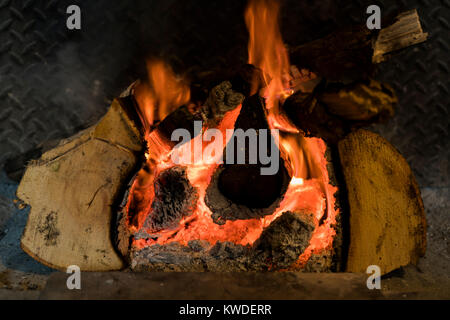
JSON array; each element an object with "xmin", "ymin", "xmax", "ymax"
[{"xmin": 339, "ymin": 129, "xmax": 426, "ymax": 275}]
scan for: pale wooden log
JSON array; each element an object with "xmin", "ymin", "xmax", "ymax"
[
  {"xmin": 18, "ymin": 99, "xmax": 143, "ymax": 271},
  {"xmin": 339, "ymin": 130, "xmax": 426, "ymax": 275},
  {"xmin": 373, "ymin": 9, "xmax": 428, "ymax": 63}
]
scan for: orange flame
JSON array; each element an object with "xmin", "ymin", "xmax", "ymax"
[
  {"xmin": 245, "ymin": 0, "xmax": 297, "ymax": 132},
  {"xmin": 244, "ymin": 0, "xmax": 338, "ymax": 268},
  {"xmin": 127, "ymin": 59, "xmax": 190, "ymax": 230},
  {"xmin": 134, "ymin": 59, "xmax": 190, "ymax": 135}
]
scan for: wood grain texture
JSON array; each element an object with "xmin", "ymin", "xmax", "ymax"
[
  {"xmin": 339, "ymin": 130, "xmax": 426, "ymax": 274},
  {"xmin": 18, "ymin": 99, "xmax": 143, "ymax": 271},
  {"xmin": 373, "ymin": 9, "xmax": 428, "ymax": 63}
]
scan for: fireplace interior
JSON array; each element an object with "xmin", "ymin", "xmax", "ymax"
[{"xmin": 0, "ymin": 0, "xmax": 448, "ymax": 300}]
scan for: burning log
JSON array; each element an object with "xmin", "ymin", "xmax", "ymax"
[
  {"xmin": 318, "ymin": 79, "xmax": 396, "ymax": 122},
  {"xmin": 206, "ymin": 94, "xmax": 290, "ymax": 224},
  {"xmin": 129, "ymin": 210, "xmax": 322, "ymax": 272},
  {"xmin": 147, "ymin": 65, "xmax": 263, "ymax": 149},
  {"xmin": 141, "ymin": 166, "xmax": 199, "ymax": 232},
  {"xmin": 289, "ymin": 9, "xmax": 428, "ymax": 82},
  {"xmin": 282, "ymin": 79, "xmax": 397, "ymax": 143},
  {"xmin": 120, "ymin": 81, "xmax": 245, "ymax": 230},
  {"xmin": 229, "ymin": 64, "xmax": 265, "ymax": 97},
  {"xmin": 203, "ymin": 81, "xmax": 246, "ymax": 126},
  {"xmin": 338, "ymin": 130, "xmax": 426, "ymax": 274},
  {"xmin": 139, "ymin": 81, "xmax": 244, "ymax": 153},
  {"xmin": 253, "ymin": 211, "xmax": 315, "ymax": 269},
  {"xmin": 283, "ymin": 91, "xmax": 347, "ymax": 143},
  {"xmin": 205, "ymin": 165, "xmax": 288, "ymax": 225},
  {"xmin": 17, "ymin": 98, "xmax": 143, "ymax": 271}
]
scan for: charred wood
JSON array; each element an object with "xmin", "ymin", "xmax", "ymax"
[
  {"xmin": 205, "ymin": 165, "xmax": 289, "ymax": 225},
  {"xmin": 317, "ymin": 79, "xmax": 396, "ymax": 122},
  {"xmin": 253, "ymin": 211, "xmax": 315, "ymax": 269},
  {"xmin": 217, "ymin": 94, "xmax": 290, "ymax": 210},
  {"xmin": 143, "ymin": 166, "xmax": 198, "ymax": 232},
  {"xmin": 289, "ymin": 9, "xmax": 427, "ymax": 83},
  {"xmin": 283, "ymin": 91, "xmax": 348, "ymax": 143},
  {"xmin": 282, "ymin": 79, "xmax": 397, "ymax": 143}
]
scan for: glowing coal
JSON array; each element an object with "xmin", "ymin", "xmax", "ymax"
[{"xmin": 117, "ymin": 0, "xmax": 340, "ymax": 272}]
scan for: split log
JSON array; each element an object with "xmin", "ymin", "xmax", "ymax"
[
  {"xmin": 283, "ymin": 91, "xmax": 347, "ymax": 143},
  {"xmin": 317, "ymin": 79, "xmax": 396, "ymax": 122},
  {"xmin": 373, "ymin": 10, "xmax": 429, "ymax": 63},
  {"xmin": 140, "ymin": 81, "xmax": 244, "ymax": 155},
  {"xmin": 290, "ymin": 9, "xmax": 428, "ymax": 82},
  {"xmin": 338, "ymin": 129, "xmax": 426, "ymax": 275},
  {"xmin": 282, "ymin": 79, "xmax": 397, "ymax": 143},
  {"xmin": 17, "ymin": 98, "xmax": 143, "ymax": 271}
]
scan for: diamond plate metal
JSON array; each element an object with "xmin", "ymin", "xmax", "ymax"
[{"xmin": 0, "ymin": 0, "xmax": 448, "ymax": 187}]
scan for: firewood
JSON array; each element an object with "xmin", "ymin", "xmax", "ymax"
[
  {"xmin": 142, "ymin": 166, "xmax": 198, "ymax": 232},
  {"xmin": 373, "ymin": 10, "xmax": 428, "ymax": 63},
  {"xmin": 128, "ymin": 210, "xmax": 321, "ymax": 272},
  {"xmin": 215, "ymin": 94, "xmax": 290, "ymax": 214},
  {"xmin": 205, "ymin": 165, "xmax": 289, "ymax": 225},
  {"xmin": 229, "ymin": 64, "xmax": 265, "ymax": 97},
  {"xmin": 317, "ymin": 79, "xmax": 397, "ymax": 122},
  {"xmin": 254, "ymin": 211, "xmax": 315, "ymax": 269},
  {"xmin": 289, "ymin": 9, "xmax": 427, "ymax": 82},
  {"xmin": 17, "ymin": 98, "xmax": 143, "ymax": 271},
  {"xmin": 282, "ymin": 91, "xmax": 348, "ymax": 143},
  {"xmin": 152, "ymin": 104, "xmax": 204, "ymax": 149},
  {"xmin": 203, "ymin": 81, "xmax": 245, "ymax": 127},
  {"xmin": 282, "ymin": 79, "xmax": 397, "ymax": 142},
  {"xmin": 338, "ymin": 130, "xmax": 426, "ymax": 275},
  {"xmin": 142, "ymin": 81, "xmax": 245, "ymax": 152}
]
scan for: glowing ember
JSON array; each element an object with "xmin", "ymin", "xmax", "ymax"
[{"xmin": 124, "ymin": 0, "xmax": 339, "ymax": 271}]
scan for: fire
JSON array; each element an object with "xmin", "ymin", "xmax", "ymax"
[
  {"xmin": 126, "ymin": 60, "xmax": 191, "ymax": 229},
  {"xmin": 125, "ymin": 0, "xmax": 339, "ymax": 271},
  {"xmin": 245, "ymin": 0, "xmax": 338, "ymax": 267},
  {"xmin": 245, "ymin": 0, "xmax": 297, "ymax": 133},
  {"xmin": 134, "ymin": 59, "xmax": 190, "ymax": 136}
]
